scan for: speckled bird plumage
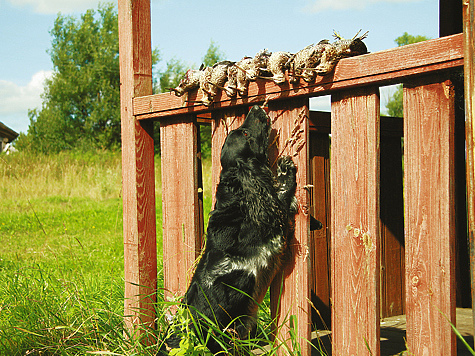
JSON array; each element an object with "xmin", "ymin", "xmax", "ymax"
[
  {"xmin": 170, "ymin": 30, "xmax": 368, "ymax": 104},
  {"xmin": 315, "ymin": 30, "xmax": 369, "ymax": 75},
  {"xmin": 199, "ymin": 60, "xmax": 234, "ymax": 106}
]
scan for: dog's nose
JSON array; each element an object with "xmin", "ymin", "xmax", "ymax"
[{"xmin": 310, "ymin": 215, "xmax": 323, "ymax": 231}]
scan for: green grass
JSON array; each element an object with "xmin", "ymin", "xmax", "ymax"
[
  {"xmin": 0, "ymin": 151, "xmax": 131, "ymax": 354},
  {"xmin": 0, "ymin": 150, "xmax": 320, "ymax": 355}
]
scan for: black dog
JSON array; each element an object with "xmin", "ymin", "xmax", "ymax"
[{"xmin": 165, "ymin": 105, "xmax": 319, "ymax": 353}]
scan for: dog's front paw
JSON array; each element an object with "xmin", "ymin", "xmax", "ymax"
[
  {"xmin": 276, "ymin": 156, "xmax": 297, "ymax": 214},
  {"xmin": 277, "ymin": 156, "xmax": 296, "ymax": 182}
]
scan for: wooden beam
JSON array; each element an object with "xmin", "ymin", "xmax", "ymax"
[
  {"xmin": 331, "ymin": 86, "xmax": 381, "ymax": 356},
  {"xmin": 403, "ymin": 74, "xmax": 456, "ymax": 355},
  {"xmin": 135, "ymin": 33, "xmax": 463, "ymax": 120},
  {"xmin": 463, "ymin": 0, "xmax": 475, "ymax": 347},
  {"xmin": 118, "ymin": 0, "xmax": 156, "ymax": 336},
  {"xmin": 268, "ymin": 99, "xmax": 311, "ymax": 356}
]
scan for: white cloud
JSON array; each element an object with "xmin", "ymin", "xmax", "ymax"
[
  {"xmin": 304, "ymin": 0, "xmax": 419, "ymax": 13},
  {"xmin": 0, "ymin": 70, "xmax": 52, "ymax": 133},
  {"xmin": 7, "ymin": 0, "xmax": 102, "ymax": 14}
]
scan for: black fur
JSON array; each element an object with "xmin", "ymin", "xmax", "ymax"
[{"xmin": 165, "ymin": 105, "xmax": 318, "ymax": 354}]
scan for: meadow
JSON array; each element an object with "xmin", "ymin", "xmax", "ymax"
[
  {"xmin": 0, "ymin": 151, "xmax": 301, "ymax": 356},
  {"xmin": 0, "ymin": 151, "xmax": 215, "ymax": 355}
]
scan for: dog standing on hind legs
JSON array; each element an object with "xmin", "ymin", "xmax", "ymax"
[{"xmin": 164, "ymin": 105, "xmax": 322, "ymax": 354}]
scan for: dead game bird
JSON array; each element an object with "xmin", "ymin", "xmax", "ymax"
[
  {"xmin": 265, "ymin": 51, "xmax": 293, "ymax": 84},
  {"xmin": 169, "ymin": 65, "xmax": 204, "ymax": 104},
  {"xmin": 199, "ymin": 60, "xmax": 234, "ymax": 106},
  {"xmin": 315, "ymin": 30, "xmax": 369, "ymax": 75},
  {"xmin": 287, "ymin": 40, "xmax": 329, "ymax": 83}
]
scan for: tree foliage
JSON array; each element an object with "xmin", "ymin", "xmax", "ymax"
[
  {"xmin": 202, "ymin": 40, "xmax": 226, "ymax": 68},
  {"xmin": 17, "ymin": 3, "xmax": 159, "ymax": 153},
  {"xmin": 385, "ymin": 33, "xmax": 431, "ymax": 117},
  {"xmin": 16, "ymin": 5, "xmax": 225, "ymax": 155}
]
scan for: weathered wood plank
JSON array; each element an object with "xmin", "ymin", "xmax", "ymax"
[
  {"xmin": 133, "ymin": 34, "xmax": 463, "ymax": 119},
  {"xmin": 403, "ymin": 74, "xmax": 456, "ymax": 355},
  {"xmin": 268, "ymin": 99, "xmax": 311, "ymax": 356},
  {"xmin": 118, "ymin": 0, "xmax": 157, "ymax": 335},
  {"xmin": 161, "ymin": 115, "xmax": 201, "ymax": 302},
  {"xmin": 331, "ymin": 87, "xmax": 381, "ymax": 356}
]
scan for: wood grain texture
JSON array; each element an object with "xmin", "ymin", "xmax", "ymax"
[
  {"xmin": 403, "ymin": 74, "xmax": 456, "ymax": 356},
  {"xmin": 267, "ymin": 99, "xmax": 311, "ymax": 356},
  {"xmin": 118, "ymin": 0, "xmax": 156, "ymax": 334},
  {"xmin": 133, "ymin": 34, "xmax": 463, "ymax": 120},
  {"xmin": 161, "ymin": 115, "xmax": 201, "ymax": 301},
  {"xmin": 331, "ymin": 87, "xmax": 381, "ymax": 356}
]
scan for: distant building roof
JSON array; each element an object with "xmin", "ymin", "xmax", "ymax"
[{"xmin": 0, "ymin": 122, "xmax": 19, "ymax": 142}]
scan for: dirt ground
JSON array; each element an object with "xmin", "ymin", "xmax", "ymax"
[{"xmin": 310, "ymin": 308, "xmax": 474, "ymax": 355}]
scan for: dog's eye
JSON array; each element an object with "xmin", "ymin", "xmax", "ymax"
[{"xmin": 243, "ymin": 130, "xmax": 248, "ymax": 137}]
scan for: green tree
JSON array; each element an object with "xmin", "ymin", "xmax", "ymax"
[
  {"xmin": 202, "ymin": 40, "xmax": 226, "ymax": 68},
  {"xmin": 156, "ymin": 58, "xmax": 188, "ymax": 94},
  {"xmin": 394, "ymin": 32, "xmax": 431, "ymax": 47},
  {"xmin": 18, "ymin": 3, "xmax": 159, "ymax": 153},
  {"xmin": 385, "ymin": 33, "xmax": 431, "ymax": 117}
]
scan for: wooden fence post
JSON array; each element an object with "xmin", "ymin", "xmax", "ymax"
[
  {"xmin": 403, "ymin": 74, "xmax": 456, "ymax": 355},
  {"xmin": 118, "ymin": 0, "xmax": 156, "ymax": 335},
  {"xmin": 331, "ymin": 87, "xmax": 381, "ymax": 356},
  {"xmin": 161, "ymin": 115, "xmax": 202, "ymax": 302},
  {"xmin": 268, "ymin": 98, "xmax": 312, "ymax": 356}
]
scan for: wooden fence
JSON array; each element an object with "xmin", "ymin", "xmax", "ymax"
[{"xmin": 118, "ymin": 0, "xmax": 475, "ymax": 354}]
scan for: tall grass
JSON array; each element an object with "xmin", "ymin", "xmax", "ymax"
[
  {"xmin": 0, "ymin": 151, "xmax": 129, "ymax": 354},
  {"xmin": 0, "ymin": 150, "xmax": 320, "ymax": 355}
]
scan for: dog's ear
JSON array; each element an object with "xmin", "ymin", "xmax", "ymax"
[{"xmin": 220, "ymin": 130, "xmax": 250, "ymax": 169}]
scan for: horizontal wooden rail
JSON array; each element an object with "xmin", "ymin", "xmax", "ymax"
[{"xmin": 133, "ymin": 33, "xmax": 463, "ymax": 120}]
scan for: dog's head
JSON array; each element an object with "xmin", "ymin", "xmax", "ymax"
[{"xmin": 220, "ymin": 105, "xmax": 270, "ymax": 169}]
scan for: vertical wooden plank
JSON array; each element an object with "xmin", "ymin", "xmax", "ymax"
[
  {"xmin": 268, "ymin": 98, "xmax": 311, "ymax": 356},
  {"xmin": 309, "ymin": 130, "xmax": 331, "ymax": 329},
  {"xmin": 118, "ymin": 0, "xmax": 156, "ymax": 334},
  {"xmin": 161, "ymin": 115, "xmax": 201, "ymax": 301},
  {"xmin": 210, "ymin": 108, "xmax": 247, "ymax": 207},
  {"xmin": 463, "ymin": 0, "xmax": 475, "ymax": 343},
  {"xmin": 380, "ymin": 135, "xmax": 405, "ymax": 318},
  {"xmin": 403, "ymin": 74, "xmax": 456, "ymax": 355},
  {"xmin": 331, "ymin": 87, "xmax": 381, "ymax": 356}
]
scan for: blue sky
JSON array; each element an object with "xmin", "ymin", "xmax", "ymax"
[{"xmin": 0, "ymin": 0, "xmax": 439, "ymax": 134}]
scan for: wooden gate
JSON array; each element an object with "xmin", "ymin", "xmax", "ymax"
[{"xmin": 118, "ymin": 0, "xmax": 474, "ymax": 354}]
